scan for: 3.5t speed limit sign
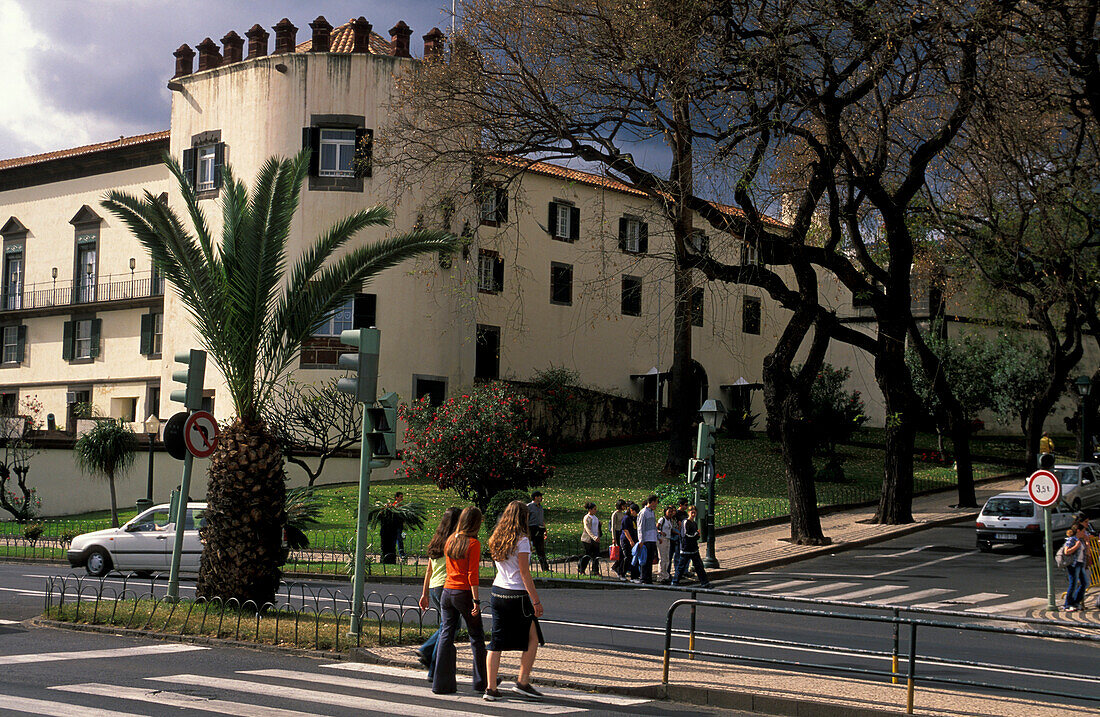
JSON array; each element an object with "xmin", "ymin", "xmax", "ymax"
[{"xmin": 1027, "ymin": 469, "xmax": 1061, "ymax": 507}]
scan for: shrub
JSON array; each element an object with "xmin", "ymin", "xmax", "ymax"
[
  {"xmin": 486, "ymin": 489, "xmax": 531, "ymax": 528},
  {"xmin": 22, "ymin": 522, "xmax": 43, "ymax": 546},
  {"xmin": 814, "ymin": 458, "xmax": 848, "ymax": 484},
  {"xmin": 529, "ymin": 365, "xmax": 588, "ymax": 452},
  {"xmin": 400, "ymin": 382, "xmax": 552, "ymax": 510},
  {"xmin": 284, "ymin": 487, "xmax": 323, "ymax": 550},
  {"xmin": 655, "ymin": 481, "xmax": 695, "ymax": 508},
  {"xmin": 806, "ymin": 364, "xmax": 868, "ymax": 455},
  {"xmin": 58, "ymin": 529, "xmax": 79, "ymax": 548},
  {"xmin": 726, "ymin": 410, "xmax": 759, "ymax": 439}
]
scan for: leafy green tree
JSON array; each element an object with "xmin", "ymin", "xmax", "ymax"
[
  {"xmin": 400, "ymin": 382, "xmax": 552, "ymax": 510},
  {"xmin": 74, "ymin": 419, "xmax": 138, "ymax": 528},
  {"xmin": 805, "ymin": 365, "xmax": 868, "ymax": 457},
  {"xmin": 101, "ymin": 152, "xmax": 455, "ymax": 604}
]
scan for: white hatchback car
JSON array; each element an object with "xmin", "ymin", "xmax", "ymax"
[
  {"xmin": 67, "ymin": 503, "xmax": 206, "ymax": 577},
  {"xmin": 976, "ymin": 491, "xmax": 1076, "ymax": 552},
  {"xmin": 1024, "ymin": 463, "xmax": 1100, "ymax": 512}
]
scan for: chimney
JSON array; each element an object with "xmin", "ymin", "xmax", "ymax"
[
  {"xmin": 309, "ymin": 16, "xmax": 333, "ymax": 51},
  {"xmin": 350, "ymin": 17, "xmax": 372, "ymax": 53},
  {"xmin": 173, "ymin": 44, "xmax": 195, "ymax": 78},
  {"xmin": 196, "ymin": 37, "xmax": 222, "ymax": 71},
  {"xmin": 221, "ymin": 30, "xmax": 244, "ymax": 64},
  {"xmin": 423, "ymin": 27, "xmax": 445, "ymax": 61},
  {"xmin": 272, "ymin": 17, "xmax": 298, "ymax": 54},
  {"xmin": 245, "ymin": 24, "xmax": 269, "ymax": 58},
  {"xmin": 389, "ymin": 21, "xmax": 412, "ymax": 58}
]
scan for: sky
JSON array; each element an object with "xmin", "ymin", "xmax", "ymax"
[{"xmin": 0, "ymin": 0, "xmax": 454, "ymax": 161}]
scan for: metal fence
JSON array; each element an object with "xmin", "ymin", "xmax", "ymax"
[{"xmin": 42, "ymin": 575, "xmax": 436, "ymax": 653}]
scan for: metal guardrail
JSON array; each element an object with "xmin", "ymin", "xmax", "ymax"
[
  {"xmin": 42, "ymin": 575, "xmax": 435, "ymax": 653},
  {"xmin": 661, "ymin": 595, "xmax": 1100, "ymax": 714}
]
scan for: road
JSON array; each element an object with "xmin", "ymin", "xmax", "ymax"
[
  {"xmin": 3, "ymin": 521, "xmax": 1099, "ymax": 712},
  {"xmin": 0, "ymin": 625, "xmax": 736, "ymax": 716}
]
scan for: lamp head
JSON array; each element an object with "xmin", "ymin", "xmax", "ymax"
[
  {"xmin": 1074, "ymin": 375, "xmax": 1091, "ymax": 398},
  {"xmin": 698, "ymin": 399, "xmax": 727, "ymax": 429},
  {"xmin": 143, "ymin": 413, "xmax": 161, "ymax": 435}
]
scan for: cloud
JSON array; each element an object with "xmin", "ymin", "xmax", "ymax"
[{"xmin": 0, "ymin": 0, "xmax": 453, "ymax": 161}]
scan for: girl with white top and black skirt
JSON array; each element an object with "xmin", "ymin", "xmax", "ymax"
[{"xmin": 483, "ymin": 500, "xmax": 545, "ymax": 702}]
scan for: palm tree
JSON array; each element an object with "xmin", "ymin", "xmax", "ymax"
[
  {"xmin": 74, "ymin": 419, "xmax": 138, "ymax": 528},
  {"xmin": 102, "ymin": 151, "xmax": 456, "ymax": 604}
]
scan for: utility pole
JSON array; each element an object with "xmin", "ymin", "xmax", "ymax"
[{"xmin": 166, "ymin": 349, "xmax": 206, "ymax": 602}]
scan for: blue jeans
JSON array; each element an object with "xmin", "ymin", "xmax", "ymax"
[
  {"xmin": 1065, "ymin": 563, "xmax": 1088, "ymax": 608},
  {"xmin": 418, "ymin": 586, "xmax": 444, "ymax": 677},
  {"xmin": 432, "ymin": 588, "xmax": 487, "ymax": 694}
]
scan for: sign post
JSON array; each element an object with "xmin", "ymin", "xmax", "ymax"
[
  {"xmin": 1027, "ymin": 469, "xmax": 1061, "ymax": 612},
  {"xmin": 167, "ymin": 349, "xmax": 206, "ymax": 602}
]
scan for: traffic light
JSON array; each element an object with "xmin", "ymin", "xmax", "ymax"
[
  {"xmin": 337, "ymin": 328, "xmax": 380, "ymax": 404},
  {"xmin": 695, "ymin": 423, "xmax": 716, "ymax": 461},
  {"xmin": 688, "ymin": 458, "xmax": 707, "ymax": 485},
  {"xmin": 366, "ymin": 391, "xmax": 399, "ymax": 459},
  {"xmin": 170, "ymin": 349, "xmax": 207, "ymax": 410},
  {"xmin": 1039, "ymin": 452, "xmax": 1055, "ymax": 470}
]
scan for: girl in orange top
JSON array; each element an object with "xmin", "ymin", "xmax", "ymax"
[{"xmin": 431, "ymin": 506, "xmax": 488, "ymax": 695}]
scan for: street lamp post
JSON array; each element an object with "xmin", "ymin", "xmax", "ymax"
[
  {"xmin": 697, "ymin": 399, "xmax": 727, "ymax": 569},
  {"xmin": 1074, "ymin": 376, "xmax": 1092, "ymax": 462},
  {"xmin": 138, "ymin": 413, "xmax": 161, "ymax": 511}
]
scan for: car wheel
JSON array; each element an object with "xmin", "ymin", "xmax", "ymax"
[
  {"xmin": 978, "ymin": 542, "xmax": 992, "ymax": 553},
  {"xmin": 84, "ymin": 547, "xmax": 112, "ymax": 577}
]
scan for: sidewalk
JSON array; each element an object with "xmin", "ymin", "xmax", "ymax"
[
  {"xmin": 356, "ymin": 642, "xmax": 1085, "ymax": 717},
  {"xmin": 707, "ymin": 475, "xmax": 1024, "ymax": 580}
]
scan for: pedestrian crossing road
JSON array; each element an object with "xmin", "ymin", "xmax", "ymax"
[{"xmin": 0, "ymin": 643, "xmax": 719, "ymax": 717}]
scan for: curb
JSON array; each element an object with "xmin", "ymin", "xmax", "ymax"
[{"xmin": 350, "ymin": 649, "xmax": 901, "ymax": 717}]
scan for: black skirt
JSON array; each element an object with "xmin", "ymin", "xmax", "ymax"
[{"xmin": 488, "ymin": 587, "xmax": 545, "ymax": 651}]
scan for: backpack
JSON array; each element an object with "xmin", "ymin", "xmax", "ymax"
[{"xmin": 1055, "ymin": 544, "xmax": 1068, "ymax": 568}]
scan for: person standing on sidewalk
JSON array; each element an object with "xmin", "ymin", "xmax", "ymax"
[
  {"xmin": 578, "ymin": 502, "xmax": 601, "ymax": 576},
  {"xmin": 484, "ymin": 501, "xmax": 546, "ymax": 702},
  {"xmin": 1040, "ymin": 432, "xmax": 1055, "ymax": 456},
  {"xmin": 671, "ymin": 498, "xmax": 688, "ymax": 568},
  {"xmin": 432, "ymin": 506, "xmax": 488, "ymax": 695},
  {"xmin": 672, "ymin": 505, "xmax": 711, "ymax": 589},
  {"xmin": 527, "ymin": 491, "xmax": 550, "ymax": 573},
  {"xmin": 657, "ymin": 505, "xmax": 676, "ymax": 583},
  {"xmin": 637, "ymin": 495, "xmax": 659, "ymax": 584},
  {"xmin": 1062, "ymin": 523, "xmax": 1087, "ymax": 612},
  {"xmin": 417, "ymin": 506, "xmax": 461, "ymax": 678},
  {"xmin": 611, "ymin": 500, "xmax": 626, "ymax": 577},
  {"xmin": 619, "ymin": 503, "xmax": 640, "ymax": 581}
]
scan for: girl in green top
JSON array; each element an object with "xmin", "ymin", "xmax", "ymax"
[{"xmin": 418, "ymin": 507, "xmax": 461, "ymax": 677}]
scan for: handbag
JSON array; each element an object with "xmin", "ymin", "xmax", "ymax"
[
  {"xmin": 609, "ymin": 544, "xmax": 621, "ymax": 562},
  {"xmin": 1055, "ymin": 544, "xmax": 1067, "ymax": 568}
]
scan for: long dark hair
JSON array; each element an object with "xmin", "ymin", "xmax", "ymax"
[
  {"xmin": 445, "ymin": 506, "xmax": 483, "ymax": 560},
  {"xmin": 426, "ymin": 507, "xmax": 462, "ymax": 559}
]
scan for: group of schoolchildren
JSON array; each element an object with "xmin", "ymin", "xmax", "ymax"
[
  {"xmin": 579, "ymin": 495, "xmax": 711, "ymax": 588},
  {"xmin": 416, "ymin": 501, "xmax": 546, "ymax": 702}
]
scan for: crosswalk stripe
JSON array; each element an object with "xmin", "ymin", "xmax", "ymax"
[
  {"xmin": 750, "ymin": 580, "xmax": 814, "ymax": 592},
  {"xmin": 784, "ymin": 582, "xmax": 860, "ymax": 597},
  {"xmin": 321, "ymin": 662, "xmax": 651, "ymax": 707},
  {"xmin": 0, "ymin": 694, "xmax": 144, "ymax": 717},
  {"xmin": 966, "ymin": 597, "xmax": 1048, "ymax": 614},
  {"xmin": 0, "ymin": 618, "xmax": 20, "ymax": 625},
  {"xmin": 997, "ymin": 555, "xmax": 1029, "ymax": 563},
  {"xmin": 939, "ymin": 592, "xmax": 1009, "ymax": 605},
  {"xmin": 149, "ymin": 673, "xmax": 486, "ymax": 717},
  {"xmin": 0, "ymin": 644, "xmax": 206, "ymax": 666},
  {"xmin": 52, "ymin": 683, "xmax": 319, "ymax": 717},
  {"xmin": 244, "ymin": 669, "xmax": 584, "ymax": 714},
  {"xmin": 815, "ymin": 584, "xmax": 908, "ymax": 601},
  {"xmin": 874, "ymin": 588, "xmax": 952, "ymax": 605}
]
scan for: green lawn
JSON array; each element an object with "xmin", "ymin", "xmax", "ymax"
[{"xmin": 9, "ymin": 431, "xmax": 1010, "ymax": 561}]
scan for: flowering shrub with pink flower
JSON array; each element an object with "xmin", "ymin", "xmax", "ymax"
[{"xmin": 399, "ymin": 382, "xmax": 551, "ymax": 510}]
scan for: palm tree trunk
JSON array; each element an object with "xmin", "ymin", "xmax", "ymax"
[
  {"xmin": 108, "ymin": 475, "xmax": 119, "ymax": 528},
  {"xmin": 197, "ymin": 419, "xmax": 286, "ymax": 605}
]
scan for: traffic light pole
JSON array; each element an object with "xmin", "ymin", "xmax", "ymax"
[
  {"xmin": 349, "ymin": 408, "xmax": 374, "ymax": 637},
  {"xmin": 167, "ymin": 448, "xmax": 194, "ymax": 602},
  {"xmin": 693, "ymin": 422, "xmax": 719, "ymax": 569}
]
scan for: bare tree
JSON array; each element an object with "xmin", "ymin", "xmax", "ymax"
[
  {"xmin": 262, "ymin": 377, "xmax": 363, "ymax": 487},
  {"xmin": 0, "ymin": 396, "xmax": 42, "ymax": 522}
]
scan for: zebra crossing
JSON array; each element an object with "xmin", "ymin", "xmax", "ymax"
[
  {"xmin": 734, "ymin": 575, "xmax": 1050, "ymax": 614},
  {"xmin": 0, "ymin": 646, "xmax": 652, "ymax": 717}
]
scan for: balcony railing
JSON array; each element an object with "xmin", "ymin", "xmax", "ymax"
[{"xmin": 1, "ymin": 272, "xmax": 164, "ymax": 312}]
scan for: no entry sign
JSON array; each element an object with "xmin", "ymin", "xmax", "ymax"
[{"xmin": 1027, "ymin": 469, "xmax": 1061, "ymax": 507}]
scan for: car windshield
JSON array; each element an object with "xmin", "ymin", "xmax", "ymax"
[
  {"xmin": 982, "ymin": 498, "xmax": 1034, "ymax": 517},
  {"xmin": 128, "ymin": 509, "xmax": 171, "ymax": 531},
  {"xmin": 1053, "ymin": 468, "xmax": 1079, "ymax": 485}
]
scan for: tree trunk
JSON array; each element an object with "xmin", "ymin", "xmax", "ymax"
[
  {"xmin": 948, "ymin": 418, "xmax": 977, "ymax": 508},
  {"xmin": 873, "ymin": 322, "xmax": 917, "ymax": 524},
  {"xmin": 663, "ymin": 244, "xmax": 695, "ymax": 476},
  {"xmin": 764, "ymin": 354, "xmax": 828, "ymax": 545},
  {"xmin": 197, "ymin": 419, "xmax": 287, "ymax": 605},
  {"xmin": 108, "ymin": 474, "xmax": 119, "ymax": 528}
]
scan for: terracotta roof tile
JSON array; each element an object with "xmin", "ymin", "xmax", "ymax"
[
  {"xmin": 295, "ymin": 19, "xmax": 392, "ymax": 55},
  {"xmin": 495, "ymin": 157, "xmax": 787, "ymax": 229},
  {"xmin": 0, "ymin": 130, "xmax": 170, "ymax": 173}
]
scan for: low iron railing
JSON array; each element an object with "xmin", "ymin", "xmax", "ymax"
[{"xmin": 0, "ymin": 272, "xmax": 163, "ymax": 312}]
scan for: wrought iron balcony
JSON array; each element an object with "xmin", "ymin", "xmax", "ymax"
[{"xmin": 1, "ymin": 271, "xmax": 164, "ymax": 313}]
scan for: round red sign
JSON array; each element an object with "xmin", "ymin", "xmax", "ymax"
[
  {"xmin": 1027, "ymin": 469, "xmax": 1061, "ymax": 507},
  {"xmin": 183, "ymin": 411, "xmax": 219, "ymax": 458}
]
